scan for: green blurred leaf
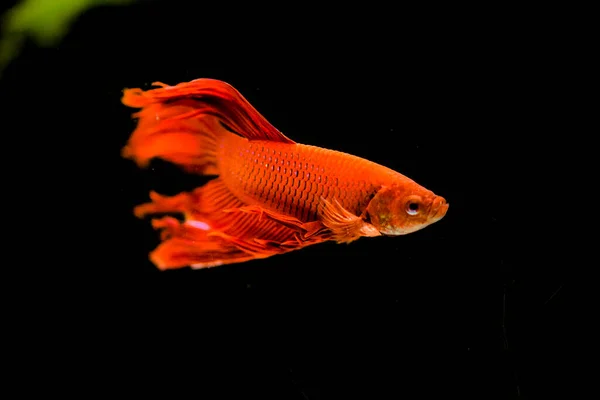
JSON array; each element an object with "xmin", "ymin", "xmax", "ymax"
[{"xmin": 0, "ymin": 0, "xmax": 135, "ymax": 76}]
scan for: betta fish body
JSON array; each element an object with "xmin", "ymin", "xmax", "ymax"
[{"xmin": 122, "ymin": 78, "xmax": 448, "ymax": 270}]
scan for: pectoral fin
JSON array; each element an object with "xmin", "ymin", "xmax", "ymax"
[{"xmin": 318, "ymin": 197, "xmax": 381, "ymax": 243}]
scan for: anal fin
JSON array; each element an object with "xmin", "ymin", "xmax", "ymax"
[
  {"xmin": 148, "ymin": 217, "xmax": 259, "ymax": 270},
  {"xmin": 133, "ymin": 179, "xmax": 329, "ymax": 270},
  {"xmin": 223, "ymin": 205, "xmax": 326, "ymax": 239}
]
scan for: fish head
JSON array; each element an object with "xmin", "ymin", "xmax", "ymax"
[{"xmin": 366, "ymin": 181, "xmax": 448, "ymax": 235}]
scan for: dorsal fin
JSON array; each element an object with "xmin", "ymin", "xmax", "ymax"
[{"xmin": 122, "ymin": 78, "xmax": 295, "ymax": 143}]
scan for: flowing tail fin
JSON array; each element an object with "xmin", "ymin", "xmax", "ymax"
[
  {"xmin": 121, "ymin": 79, "xmax": 317, "ymax": 270},
  {"xmin": 121, "ymin": 78, "xmax": 294, "ymax": 175}
]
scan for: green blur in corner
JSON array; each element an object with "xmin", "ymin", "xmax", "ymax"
[{"xmin": 0, "ymin": 0, "xmax": 135, "ymax": 77}]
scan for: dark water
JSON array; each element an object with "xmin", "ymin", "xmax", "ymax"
[{"xmin": 1, "ymin": 1, "xmax": 573, "ymax": 398}]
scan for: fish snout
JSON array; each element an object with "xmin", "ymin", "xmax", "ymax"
[{"xmin": 429, "ymin": 196, "xmax": 449, "ymax": 221}]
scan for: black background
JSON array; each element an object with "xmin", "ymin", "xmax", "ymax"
[{"xmin": 1, "ymin": 1, "xmax": 574, "ymax": 398}]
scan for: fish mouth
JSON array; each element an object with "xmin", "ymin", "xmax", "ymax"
[{"xmin": 429, "ymin": 196, "xmax": 449, "ymax": 222}]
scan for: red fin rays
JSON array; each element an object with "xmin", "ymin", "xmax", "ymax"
[
  {"xmin": 148, "ymin": 218, "xmax": 258, "ymax": 270},
  {"xmin": 121, "ymin": 78, "xmax": 295, "ymax": 174},
  {"xmin": 121, "ymin": 97, "xmax": 223, "ymax": 175},
  {"xmin": 133, "ymin": 179, "xmax": 329, "ymax": 270}
]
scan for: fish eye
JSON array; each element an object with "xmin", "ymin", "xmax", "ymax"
[
  {"xmin": 404, "ymin": 196, "xmax": 422, "ymax": 216},
  {"xmin": 406, "ymin": 202, "xmax": 419, "ymax": 215}
]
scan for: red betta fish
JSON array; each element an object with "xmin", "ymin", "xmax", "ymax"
[{"xmin": 122, "ymin": 78, "xmax": 448, "ymax": 270}]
